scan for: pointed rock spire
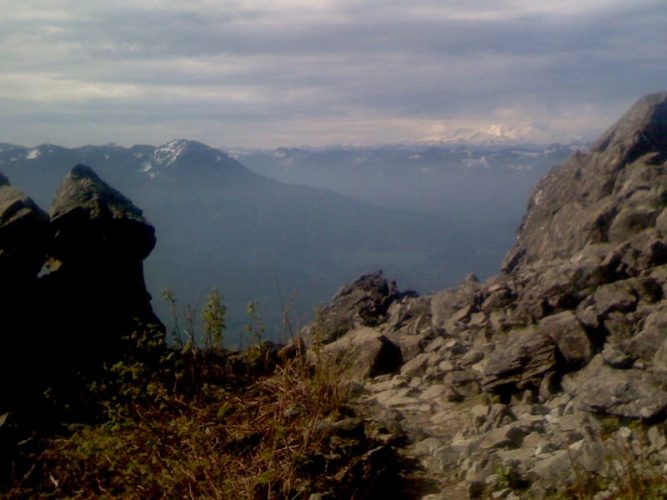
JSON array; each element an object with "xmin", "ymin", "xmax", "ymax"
[{"xmin": 49, "ymin": 164, "xmax": 156, "ymax": 261}]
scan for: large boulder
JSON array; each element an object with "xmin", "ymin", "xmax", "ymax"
[
  {"xmin": 319, "ymin": 327, "xmax": 403, "ymax": 379},
  {"xmin": 569, "ymin": 355, "xmax": 667, "ymax": 419},
  {"xmin": 482, "ymin": 327, "xmax": 557, "ymax": 394},
  {"xmin": 539, "ymin": 311, "xmax": 592, "ymax": 369}
]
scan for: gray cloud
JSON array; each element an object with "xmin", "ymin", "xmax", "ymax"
[{"xmin": 1, "ymin": 0, "xmax": 665, "ymax": 147}]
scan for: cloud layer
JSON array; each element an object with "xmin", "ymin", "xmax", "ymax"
[{"xmin": 1, "ymin": 0, "xmax": 665, "ymax": 147}]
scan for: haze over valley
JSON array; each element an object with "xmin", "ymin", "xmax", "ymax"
[{"xmin": 1, "ymin": 139, "xmax": 571, "ymax": 341}]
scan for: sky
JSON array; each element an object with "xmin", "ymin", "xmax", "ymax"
[{"xmin": 1, "ymin": 0, "xmax": 665, "ymax": 149}]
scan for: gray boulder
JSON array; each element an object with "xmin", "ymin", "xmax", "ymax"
[
  {"xmin": 572, "ymin": 355, "xmax": 667, "ymax": 419},
  {"xmin": 483, "ymin": 327, "xmax": 557, "ymax": 393},
  {"xmin": 319, "ymin": 327, "xmax": 403, "ymax": 379},
  {"xmin": 539, "ymin": 311, "xmax": 592, "ymax": 369}
]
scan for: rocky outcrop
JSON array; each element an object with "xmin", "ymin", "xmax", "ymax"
[
  {"xmin": 0, "ymin": 177, "xmax": 50, "ymax": 409},
  {"xmin": 503, "ymin": 92, "xmax": 667, "ymax": 272},
  {"xmin": 0, "ymin": 178, "xmax": 50, "ymax": 280},
  {"xmin": 302, "ymin": 92, "xmax": 667, "ymax": 497},
  {"xmin": 0, "ymin": 165, "xmax": 162, "ymax": 417},
  {"xmin": 42, "ymin": 165, "xmax": 161, "ymax": 363},
  {"xmin": 301, "ymin": 271, "xmax": 407, "ymax": 345},
  {"xmin": 49, "ymin": 164, "xmax": 156, "ymax": 261}
]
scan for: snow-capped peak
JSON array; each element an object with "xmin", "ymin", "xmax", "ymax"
[
  {"xmin": 421, "ymin": 123, "xmax": 553, "ymax": 146},
  {"xmin": 139, "ymin": 139, "xmax": 192, "ymax": 176},
  {"xmin": 137, "ymin": 139, "xmax": 234, "ymax": 178},
  {"xmin": 153, "ymin": 139, "xmax": 190, "ymax": 168}
]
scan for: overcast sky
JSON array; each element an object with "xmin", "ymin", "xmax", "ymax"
[{"xmin": 1, "ymin": 0, "xmax": 665, "ymax": 148}]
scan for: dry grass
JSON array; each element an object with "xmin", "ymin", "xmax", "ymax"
[{"xmin": 5, "ymin": 349, "xmax": 372, "ymax": 499}]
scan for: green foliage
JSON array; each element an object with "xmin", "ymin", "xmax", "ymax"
[
  {"xmin": 202, "ymin": 288, "xmax": 226, "ymax": 351},
  {"xmin": 244, "ymin": 300, "xmax": 265, "ymax": 347}
]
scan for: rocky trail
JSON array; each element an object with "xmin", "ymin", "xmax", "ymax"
[{"xmin": 303, "ymin": 93, "xmax": 667, "ymax": 498}]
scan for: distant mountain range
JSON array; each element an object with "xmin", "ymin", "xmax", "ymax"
[
  {"xmin": 0, "ymin": 139, "xmax": 575, "ymax": 342},
  {"xmin": 235, "ymin": 142, "xmax": 579, "ymax": 222},
  {"xmin": 0, "ymin": 140, "xmax": 511, "ymax": 341}
]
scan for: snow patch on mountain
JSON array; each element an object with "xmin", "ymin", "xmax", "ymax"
[
  {"xmin": 26, "ymin": 148, "xmax": 41, "ymax": 160},
  {"xmin": 135, "ymin": 139, "xmax": 190, "ymax": 177},
  {"xmin": 153, "ymin": 139, "xmax": 188, "ymax": 168}
]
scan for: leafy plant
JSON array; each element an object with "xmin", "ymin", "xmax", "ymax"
[{"xmin": 202, "ymin": 288, "xmax": 227, "ymax": 351}]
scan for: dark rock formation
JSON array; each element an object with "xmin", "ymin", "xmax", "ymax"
[
  {"xmin": 49, "ymin": 164, "xmax": 156, "ymax": 261},
  {"xmin": 320, "ymin": 327, "xmax": 403, "ymax": 379},
  {"xmin": 42, "ymin": 165, "xmax": 162, "ymax": 366},
  {"xmin": 0, "ymin": 176, "xmax": 50, "ymax": 408},
  {"xmin": 301, "ymin": 271, "xmax": 404, "ymax": 346},
  {"xmin": 0, "ymin": 165, "xmax": 162, "ymax": 419},
  {"xmin": 0, "ymin": 177, "xmax": 50, "ymax": 280}
]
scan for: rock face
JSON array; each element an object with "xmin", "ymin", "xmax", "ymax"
[
  {"xmin": 42, "ymin": 165, "xmax": 161, "ymax": 368},
  {"xmin": 301, "ymin": 271, "xmax": 405, "ymax": 345},
  {"xmin": 504, "ymin": 92, "xmax": 667, "ymax": 272},
  {"xmin": 0, "ymin": 178, "xmax": 50, "ymax": 407},
  {"xmin": 0, "ymin": 165, "xmax": 162, "ymax": 415},
  {"xmin": 302, "ymin": 92, "xmax": 667, "ymax": 497},
  {"xmin": 49, "ymin": 165, "xmax": 156, "ymax": 261},
  {"xmin": 0, "ymin": 179, "xmax": 50, "ymax": 280}
]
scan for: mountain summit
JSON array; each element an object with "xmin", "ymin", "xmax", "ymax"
[{"xmin": 136, "ymin": 139, "xmax": 246, "ymax": 177}]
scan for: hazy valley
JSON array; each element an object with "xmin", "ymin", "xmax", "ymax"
[{"xmin": 0, "ymin": 140, "xmax": 571, "ymax": 341}]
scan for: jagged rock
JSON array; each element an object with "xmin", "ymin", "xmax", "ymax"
[
  {"xmin": 623, "ymin": 306, "xmax": 667, "ymax": 361},
  {"xmin": 592, "ymin": 92, "xmax": 667, "ymax": 164},
  {"xmin": 400, "ymin": 351, "xmax": 440, "ymax": 378},
  {"xmin": 0, "ymin": 175, "xmax": 50, "ymax": 279},
  {"xmin": 478, "ymin": 424, "xmax": 527, "ymax": 450},
  {"xmin": 503, "ymin": 92, "xmax": 667, "ymax": 272},
  {"xmin": 539, "ymin": 311, "xmax": 592, "ymax": 369},
  {"xmin": 592, "ymin": 279, "xmax": 639, "ymax": 317},
  {"xmin": 571, "ymin": 355, "xmax": 667, "ymax": 419},
  {"xmin": 0, "ymin": 174, "xmax": 50, "ymax": 409},
  {"xmin": 384, "ymin": 295, "xmax": 430, "ymax": 333},
  {"xmin": 529, "ymin": 450, "xmax": 574, "ymax": 484},
  {"xmin": 301, "ymin": 271, "xmax": 402, "ymax": 345},
  {"xmin": 482, "ymin": 327, "xmax": 557, "ymax": 393},
  {"xmin": 41, "ymin": 165, "xmax": 162, "ymax": 365},
  {"xmin": 49, "ymin": 164, "xmax": 155, "ymax": 260},
  {"xmin": 319, "ymin": 327, "xmax": 402, "ymax": 379},
  {"xmin": 389, "ymin": 332, "xmax": 431, "ymax": 362},
  {"xmin": 430, "ymin": 277, "xmax": 481, "ymax": 331},
  {"xmin": 601, "ymin": 343, "xmax": 634, "ymax": 369}
]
